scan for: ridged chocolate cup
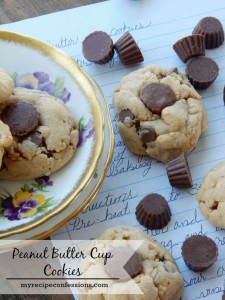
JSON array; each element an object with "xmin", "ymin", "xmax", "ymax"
[
  {"xmin": 82, "ymin": 31, "xmax": 114, "ymax": 64},
  {"xmin": 166, "ymin": 152, "xmax": 192, "ymax": 187},
  {"xmin": 185, "ymin": 56, "xmax": 219, "ymax": 90},
  {"xmin": 114, "ymin": 32, "xmax": 144, "ymax": 66},
  {"xmin": 135, "ymin": 193, "xmax": 171, "ymax": 229},
  {"xmin": 173, "ymin": 34, "xmax": 205, "ymax": 63},
  {"xmin": 192, "ymin": 17, "xmax": 224, "ymax": 49},
  {"xmin": 181, "ymin": 235, "xmax": 218, "ymax": 272}
]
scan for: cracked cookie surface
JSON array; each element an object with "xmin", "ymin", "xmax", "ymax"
[
  {"xmin": 80, "ymin": 225, "xmax": 184, "ymax": 300},
  {"xmin": 197, "ymin": 161, "xmax": 225, "ymax": 229},
  {"xmin": 0, "ymin": 87, "xmax": 78, "ymax": 180},
  {"xmin": 113, "ymin": 64, "xmax": 207, "ymax": 162}
]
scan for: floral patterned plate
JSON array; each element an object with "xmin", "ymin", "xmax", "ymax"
[
  {"xmin": 3, "ymin": 74, "xmax": 114, "ymax": 241},
  {"xmin": 0, "ymin": 31, "xmax": 105, "ymax": 238}
]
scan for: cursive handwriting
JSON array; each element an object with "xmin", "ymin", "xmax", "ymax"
[
  {"xmin": 110, "ymin": 21, "xmax": 151, "ymax": 36},
  {"xmin": 168, "ymin": 187, "xmax": 181, "ymax": 202},
  {"xmin": 100, "ymin": 202, "xmax": 131, "ymax": 222},
  {"xmin": 173, "ymin": 209, "xmax": 202, "ymax": 230},
  {"xmin": 195, "ymin": 286, "xmax": 223, "ymax": 298},
  {"xmin": 47, "ymin": 36, "xmax": 78, "ymax": 48},
  {"xmin": 107, "ymin": 148, "xmax": 152, "ymax": 177},
  {"xmin": 184, "ymin": 273, "xmax": 207, "ymax": 287},
  {"xmin": 82, "ymin": 189, "xmax": 137, "ymax": 214}
]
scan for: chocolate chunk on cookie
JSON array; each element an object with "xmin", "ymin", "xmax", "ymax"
[
  {"xmin": 105, "ymin": 247, "xmax": 143, "ymax": 281},
  {"xmin": 114, "ymin": 32, "xmax": 144, "ymax": 66},
  {"xmin": 135, "ymin": 193, "xmax": 171, "ymax": 229},
  {"xmin": 140, "ymin": 83, "xmax": 176, "ymax": 115},
  {"xmin": 193, "ymin": 16, "xmax": 224, "ymax": 49},
  {"xmin": 186, "ymin": 56, "xmax": 219, "ymax": 89},
  {"xmin": 82, "ymin": 31, "xmax": 114, "ymax": 64},
  {"xmin": 1, "ymin": 102, "xmax": 39, "ymax": 137},
  {"xmin": 181, "ymin": 235, "xmax": 218, "ymax": 272},
  {"xmin": 139, "ymin": 126, "xmax": 157, "ymax": 144},
  {"xmin": 119, "ymin": 109, "xmax": 134, "ymax": 123},
  {"xmin": 173, "ymin": 34, "xmax": 205, "ymax": 63},
  {"xmin": 166, "ymin": 152, "xmax": 193, "ymax": 187}
]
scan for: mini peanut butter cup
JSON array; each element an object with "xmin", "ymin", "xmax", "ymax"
[
  {"xmin": 181, "ymin": 235, "xmax": 218, "ymax": 272},
  {"xmin": 1, "ymin": 102, "xmax": 39, "ymax": 137},
  {"xmin": 114, "ymin": 32, "xmax": 144, "ymax": 66},
  {"xmin": 82, "ymin": 31, "xmax": 114, "ymax": 64},
  {"xmin": 192, "ymin": 16, "xmax": 224, "ymax": 49},
  {"xmin": 135, "ymin": 193, "xmax": 171, "ymax": 229},
  {"xmin": 185, "ymin": 56, "xmax": 219, "ymax": 90},
  {"xmin": 173, "ymin": 34, "xmax": 205, "ymax": 63},
  {"xmin": 166, "ymin": 152, "xmax": 192, "ymax": 188}
]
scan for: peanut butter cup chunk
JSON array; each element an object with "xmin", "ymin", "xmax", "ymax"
[
  {"xmin": 166, "ymin": 152, "xmax": 193, "ymax": 187},
  {"xmin": 173, "ymin": 34, "xmax": 205, "ymax": 63},
  {"xmin": 1, "ymin": 101, "xmax": 39, "ymax": 137},
  {"xmin": 192, "ymin": 16, "xmax": 224, "ymax": 49},
  {"xmin": 135, "ymin": 193, "xmax": 171, "ymax": 229},
  {"xmin": 114, "ymin": 32, "xmax": 144, "ymax": 66},
  {"xmin": 186, "ymin": 56, "xmax": 219, "ymax": 89},
  {"xmin": 105, "ymin": 247, "xmax": 143, "ymax": 281},
  {"xmin": 82, "ymin": 31, "xmax": 114, "ymax": 64},
  {"xmin": 119, "ymin": 109, "xmax": 134, "ymax": 123},
  {"xmin": 139, "ymin": 126, "xmax": 157, "ymax": 144},
  {"xmin": 181, "ymin": 235, "xmax": 218, "ymax": 272},
  {"xmin": 140, "ymin": 82, "xmax": 176, "ymax": 115}
]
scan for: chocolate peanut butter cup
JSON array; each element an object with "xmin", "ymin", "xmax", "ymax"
[
  {"xmin": 166, "ymin": 152, "xmax": 192, "ymax": 188},
  {"xmin": 82, "ymin": 31, "xmax": 114, "ymax": 64},
  {"xmin": 173, "ymin": 34, "xmax": 205, "ymax": 63},
  {"xmin": 186, "ymin": 56, "xmax": 219, "ymax": 89},
  {"xmin": 119, "ymin": 109, "xmax": 134, "ymax": 123},
  {"xmin": 222, "ymin": 291, "xmax": 225, "ymax": 300},
  {"xmin": 135, "ymin": 193, "xmax": 171, "ymax": 229},
  {"xmin": 139, "ymin": 126, "xmax": 157, "ymax": 144},
  {"xmin": 1, "ymin": 101, "xmax": 39, "ymax": 137},
  {"xmin": 140, "ymin": 82, "xmax": 177, "ymax": 115},
  {"xmin": 181, "ymin": 235, "xmax": 218, "ymax": 272},
  {"xmin": 114, "ymin": 32, "xmax": 144, "ymax": 66},
  {"xmin": 192, "ymin": 16, "xmax": 224, "ymax": 49},
  {"xmin": 105, "ymin": 247, "xmax": 143, "ymax": 281}
]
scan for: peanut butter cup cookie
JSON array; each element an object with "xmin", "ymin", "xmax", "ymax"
[
  {"xmin": 197, "ymin": 161, "xmax": 225, "ymax": 229},
  {"xmin": 79, "ymin": 225, "xmax": 184, "ymax": 300},
  {"xmin": 113, "ymin": 64, "xmax": 207, "ymax": 162},
  {"xmin": 0, "ymin": 87, "xmax": 78, "ymax": 180}
]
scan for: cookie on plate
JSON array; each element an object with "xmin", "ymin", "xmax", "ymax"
[
  {"xmin": 113, "ymin": 64, "xmax": 207, "ymax": 162},
  {"xmin": 79, "ymin": 225, "xmax": 184, "ymax": 300},
  {"xmin": 0, "ymin": 68, "xmax": 14, "ymax": 103},
  {"xmin": 0, "ymin": 121, "xmax": 13, "ymax": 168},
  {"xmin": 197, "ymin": 161, "xmax": 225, "ymax": 228},
  {"xmin": 0, "ymin": 87, "xmax": 79, "ymax": 180}
]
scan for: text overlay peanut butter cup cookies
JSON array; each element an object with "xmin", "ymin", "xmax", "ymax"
[
  {"xmin": 113, "ymin": 64, "xmax": 207, "ymax": 162},
  {"xmin": 79, "ymin": 226, "xmax": 184, "ymax": 300},
  {"xmin": 197, "ymin": 161, "xmax": 225, "ymax": 229},
  {"xmin": 0, "ymin": 87, "xmax": 79, "ymax": 180}
]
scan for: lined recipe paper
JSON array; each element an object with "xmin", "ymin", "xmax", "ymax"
[{"xmin": 1, "ymin": 0, "xmax": 225, "ymax": 298}]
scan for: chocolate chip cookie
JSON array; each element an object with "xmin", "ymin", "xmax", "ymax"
[
  {"xmin": 0, "ymin": 87, "xmax": 78, "ymax": 180},
  {"xmin": 79, "ymin": 225, "xmax": 184, "ymax": 299},
  {"xmin": 113, "ymin": 64, "xmax": 207, "ymax": 162},
  {"xmin": 197, "ymin": 161, "xmax": 225, "ymax": 229}
]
